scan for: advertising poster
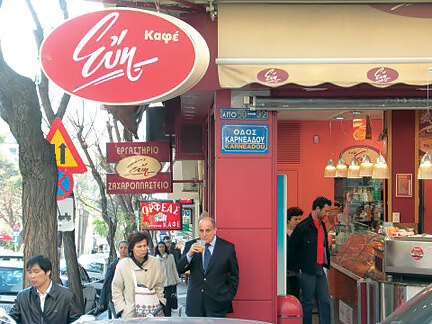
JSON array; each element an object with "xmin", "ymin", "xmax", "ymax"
[{"xmin": 139, "ymin": 201, "xmax": 182, "ymax": 230}]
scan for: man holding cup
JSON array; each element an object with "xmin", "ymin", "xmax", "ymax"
[{"xmin": 177, "ymin": 216, "xmax": 239, "ymax": 317}]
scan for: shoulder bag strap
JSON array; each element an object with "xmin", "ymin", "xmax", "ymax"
[{"xmin": 130, "ymin": 259, "xmax": 139, "ymax": 289}]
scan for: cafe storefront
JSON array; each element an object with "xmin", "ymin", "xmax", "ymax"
[
  {"xmin": 83, "ymin": 1, "xmax": 432, "ymax": 322},
  {"xmin": 212, "ymin": 3, "xmax": 432, "ymax": 323}
]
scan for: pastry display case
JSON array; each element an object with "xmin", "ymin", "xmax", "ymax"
[
  {"xmin": 329, "ymin": 230, "xmax": 385, "ymax": 324},
  {"xmin": 330, "ymin": 229, "xmax": 432, "ymax": 323},
  {"xmin": 333, "ymin": 230, "xmax": 385, "ymax": 281}
]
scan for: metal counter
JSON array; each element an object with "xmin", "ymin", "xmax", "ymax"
[{"xmin": 385, "ymin": 236, "xmax": 432, "ymax": 276}]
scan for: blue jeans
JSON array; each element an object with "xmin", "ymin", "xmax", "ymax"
[{"xmin": 298, "ymin": 266, "xmax": 331, "ymax": 324}]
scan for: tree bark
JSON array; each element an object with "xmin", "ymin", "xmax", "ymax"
[
  {"xmin": 63, "ymin": 230, "xmax": 84, "ymax": 314},
  {"xmin": 0, "ymin": 46, "xmax": 58, "ymax": 285}
]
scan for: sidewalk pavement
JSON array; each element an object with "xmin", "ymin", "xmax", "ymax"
[{"xmin": 172, "ymin": 281, "xmax": 188, "ymax": 317}]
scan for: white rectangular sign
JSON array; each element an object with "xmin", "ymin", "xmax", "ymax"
[{"xmin": 57, "ymin": 197, "xmax": 75, "ymax": 232}]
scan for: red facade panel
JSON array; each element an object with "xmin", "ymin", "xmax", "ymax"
[
  {"xmin": 215, "ymin": 158, "xmax": 273, "ymax": 229},
  {"xmin": 391, "ymin": 110, "xmax": 416, "ymax": 223},
  {"xmin": 213, "ymin": 89, "xmax": 277, "ymax": 323}
]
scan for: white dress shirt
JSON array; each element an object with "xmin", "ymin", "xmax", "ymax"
[
  {"xmin": 187, "ymin": 236, "xmax": 217, "ymax": 265},
  {"xmin": 37, "ymin": 280, "xmax": 52, "ymax": 312}
]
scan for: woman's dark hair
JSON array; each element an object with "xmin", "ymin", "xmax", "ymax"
[
  {"xmin": 118, "ymin": 240, "xmax": 127, "ymax": 247},
  {"xmin": 333, "ymin": 201, "xmax": 343, "ymax": 209},
  {"xmin": 127, "ymin": 232, "xmax": 151, "ymax": 256},
  {"xmin": 287, "ymin": 207, "xmax": 303, "ymax": 222},
  {"xmin": 154, "ymin": 241, "xmax": 170, "ymax": 257},
  {"xmin": 26, "ymin": 255, "xmax": 52, "ymax": 277}
]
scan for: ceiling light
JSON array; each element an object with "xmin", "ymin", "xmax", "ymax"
[
  {"xmin": 335, "ymin": 158, "xmax": 348, "ymax": 178},
  {"xmin": 372, "ymin": 153, "xmax": 389, "ymax": 179},
  {"xmin": 418, "ymin": 151, "xmax": 432, "ymax": 179},
  {"xmin": 359, "ymin": 154, "xmax": 373, "ymax": 177},
  {"xmin": 347, "ymin": 158, "xmax": 361, "ymax": 178},
  {"xmin": 324, "ymin": 159, "xmax": 336, "ymax": 178}
]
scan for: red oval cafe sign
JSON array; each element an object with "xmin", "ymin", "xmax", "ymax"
[{"xmin": 40, "ymin": 8, "xmax": 210, "ymax": 105}]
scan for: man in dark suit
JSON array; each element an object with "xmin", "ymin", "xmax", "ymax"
[{"xmin": 177, "ymin": 216, "xmax": 239, "ymax": 317}]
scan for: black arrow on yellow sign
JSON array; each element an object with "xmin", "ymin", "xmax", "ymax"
[{"xmin": 59, "ymin": 143, "xmax": 67, "ymax": 165}]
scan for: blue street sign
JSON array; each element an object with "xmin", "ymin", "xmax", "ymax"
[
  {"xmin": 221, "ymin": 124, "xmax": 269, "ymax": 153},
  {"xmin": 57, "ymin": 170, "xmax": 74, "ymax": 200},
  {"xmin": 220, "ymin": 109, "xmax": 268, "ymax": 121}
]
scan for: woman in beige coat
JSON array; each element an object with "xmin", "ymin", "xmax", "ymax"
[{"xmin": 112, "ymin": 232, "xmax": 166, "ymax": 318}]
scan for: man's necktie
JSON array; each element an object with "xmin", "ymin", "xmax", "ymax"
[{"xmin": 203, "ymin": 243, "xmax": 211, "ymax": 273}]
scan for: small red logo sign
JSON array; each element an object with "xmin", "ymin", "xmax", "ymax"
[
  {"xmin": 257, "ymin": 68, "xmax": 289, "ymax": 84},
  {"xmin": 411, "ymin": 247, "xmax": 424, "ymax": 260},
  {"xmin": 40, "ymin": 9, "xmax": 209, "ymax": 105},
  {"xmin": 367, "ymin": 67, "xmax": 399, "ymax": 84}
]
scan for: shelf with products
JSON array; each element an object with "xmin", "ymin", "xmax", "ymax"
[{"xmin": 335, "ymin": 178, "xmax": 384, "ymax": 227}]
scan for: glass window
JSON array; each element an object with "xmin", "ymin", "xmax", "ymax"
[{"xmin": 0, "ymin": 267, "xmax": 23, "ymax": 293}]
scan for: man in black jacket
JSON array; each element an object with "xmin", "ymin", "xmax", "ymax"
[
  {"xmin": 95, "ymin": 241, "xmax": 128, "ymax": 317},
  {"xmin": 9, "ymin": 255, "xmax": 81, "ymax": 324},
  {"xmin": 177, "ymin": 216, "xmax": 239, "ymax": 317},
  {"xmin": 287, "ymin": 196, "xmax": 332, "ymax": 324}
]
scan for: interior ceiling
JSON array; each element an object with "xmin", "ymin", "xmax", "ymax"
[{"xmin": 277, "ymin": 109, "xmax": 383, "ymax": 121}]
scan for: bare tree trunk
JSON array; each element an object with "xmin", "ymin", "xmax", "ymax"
[
  {"xmin": 0, "ymin": 47, "xmax": 58, "ymax": 285},
  {"xmin": 63, "ymin": 230, "xmax": 84, "ymax": 314}
]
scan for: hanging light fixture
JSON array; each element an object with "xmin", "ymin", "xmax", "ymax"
[
  {"xmin": 359, "ymin": 154, "xmax": 373, "ymax": 177},
  {"xmin": 418, "ymin": 151, "xmax": 432, "ymax": 179},
  {"xmin": 372, "ymin": 153, "xmax": 389, "ymax": 179},
  {"xmin": 324, "ymin": 159, "xmax": 336, "ymax": 177},
  {"xmin": 347, "ymin": 158, "xmax": 361, "ymax": 178},
  {"xmin": 335, "ymin": 158, "xmax": 348, "ymax": 178}
]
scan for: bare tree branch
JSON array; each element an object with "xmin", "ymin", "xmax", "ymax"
[
  {"xmin": 57, "ymin": 93, "xmax": 71, "ymax": 120},
  {"xmin": 71, "ymin": 116, "xmax": 117, "ymax": 262},
  {"xmin": 23, "ymin": 0, "xmax": 55, "ymax": 124},
  {"xmin": 58, "ymin": 0, "xmax": 69, "ymax": 20},
  {"xmin": 75, "ymin": 196, "xmax": 102, "ymax": 214},
  {"xmin": 113, "ymin": 116, "xmax": 122, "ymax": 142}
]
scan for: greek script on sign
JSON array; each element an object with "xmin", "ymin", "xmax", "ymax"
[
  {"xmin": 257, "ymin": 68, "xmax": 289, "ymax": 84},
  {"xmin": 367, "ymin": 67, "xmax": 399, "ymax": 84},
  {"xmin": 220, "ymin": 108, "xmax": 268, "ymax": 121},
  {"xmin": 221, "ymin": 124, "xmax": 269, "ymax": 153},
  {"xmin": 115, "ymin": 155, "xmax": 161, "ymax": 180},
  {"xmin": 145, "ymin": 30, "xmax": 179, "ymax": 43},
  {"xmin": 106, "ymin": 173, "xmax": 172, "ymax": 194},
  {"xmin": 140, "ymin": 201, "xmax": 182, "ymax": 230},
  {"xmin": 72, "ymin": 12, "xmax": 159, "ymax": 93},
  {"xmin": 40, "ymin": 8, "xmax": 209, "ymax": 105},
  {"xmin": 225, "ymin": 128, "xmax": 265, "ymax": 144},
  {"xmin": 106, "ymin": 142, "xmax": 172, "ymax": 194}
]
